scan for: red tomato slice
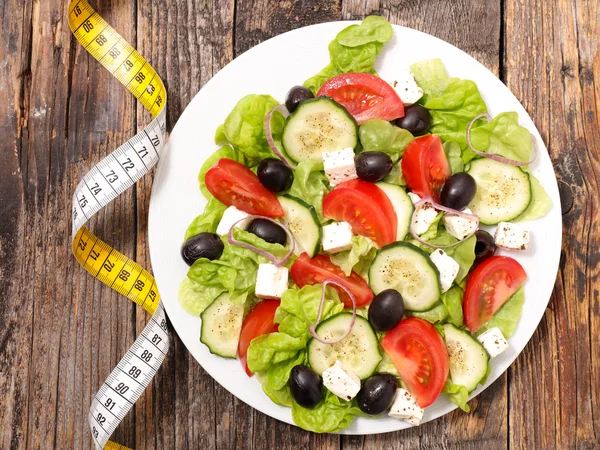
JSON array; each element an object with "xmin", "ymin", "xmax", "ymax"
[
  {"xmin": 401, "ymin": 135, "xmax": 451, "ymax": 202},
  {"xmin": 238, "ymin": 300, "xmax": 280, "ymax": 376},
  {"xmin": 316, "ymin": 73, "xmax": 404, "ymax": 124},
  {"xmin": 381, "ymin": 318, "xmax": 449, "ymax": 408},
  {"xmin": 323, "ymin": 180, "xmax": 396, "ymax": 247},
  {"xmin": 463, "ymin": 256, "xmax": 527, "ymax": 333},
  {"xmin": 290, "ymin": 253, "xmax": 373, "ymax": 308},
  {"xmin": 205, "ymin": 158, "xmax": 284, "ymax": 217}
]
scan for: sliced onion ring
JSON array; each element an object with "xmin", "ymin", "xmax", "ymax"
[
  {"xmin": 466, "ymin": 112, "xmax": 536, "ymax": 166},
  {"xmin": 264, "ymin": 104, "xmax": 295, "ymax": 170},
  {"xmin": 409, "ymin": 196, "xmax": 480, "ymax": 249},
  {"xmin": 228, "ymin": 215, "xmax": 295, "ymax": 267},
  {"xmin": 308, "ymin": 279, "xmax": 357, "ymax": 345}
]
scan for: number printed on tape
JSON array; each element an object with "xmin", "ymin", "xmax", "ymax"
[{"xmin": 68, "ymin": 1, "xmax": 169, "ymax": 449}]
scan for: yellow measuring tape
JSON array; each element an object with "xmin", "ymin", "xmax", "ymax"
[{"xmin": 68, "ymin": 1, "xmax": 170, "ymax": 448}]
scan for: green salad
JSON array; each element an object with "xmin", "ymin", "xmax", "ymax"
[{"xmin": 178, "ymin": 16, "xmax": 551, "ymax": 432}]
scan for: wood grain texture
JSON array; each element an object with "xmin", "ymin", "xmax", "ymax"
[{"xmin": 0, "ymin": 0, "xmax": 596, "ymax": 449}]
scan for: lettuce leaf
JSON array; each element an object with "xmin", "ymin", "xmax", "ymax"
[
  {"xmin": 256, "ymin": 372, "xmax": 293, "ymax": 407},
  {"xmin": 329, "ymin": 235, "xmax": 377, "ymax": 277},
  {"xmin": 197, "ymin": 146, "xmax": 246, "ymax": 199},
  {"xmin": 515, "ymin": 171, "xmax": 552, "ymax": 222},
  {"xmin": 291, "ymin": 390, "xmax": 363, "ymax": 433},
  {"xmin": 407, "ymin": 302, "xmax": 450, "ymax": 323},
  {"xmin": 441, "ymin": 285, "xmax": 464, "ymax": 327},
  {"xmin": 383, "ymin": 160, "xmax": 406, "ymax": 185},
  {"xmin": 287, "ymin": 159, "xmax": 330, "ymax": 223},
  {"xmin": 468, "ymin": 112, "xmax": 532, "ymax": 163},
  {"xmin": 477, "ymin": 286, "xmax": 525, "ymax": 338},
  {"xmin": 335, "ymin": 15, "xmax": 393, "ymax": 47},
  {"xmin": 443, "ymin": 380, "xmax": 470, "ymax": 412},
  {"xmin": 443, "ymin": 141, "xmax": 464, "ymax": 174},
  {"xmin": 178, "ymin": 277, "xmax": 225, "ymax": 316},
  {"xmin": 358, "ymin": 120, "xmax": 414, "ymax": 162},
  {"xmin": 183, "ymin": 197, "xmax": 226, "ymax": 241}
]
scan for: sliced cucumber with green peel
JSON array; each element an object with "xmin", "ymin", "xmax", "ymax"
[
  {"xmin": 200, "ymin": 292, "xmax": 244, "ymax": 358},
  {"xmin": 376, "ymin": 182, "xmax": 414, "ymax": 240},
  {"xmin": 443, "ymin": 324, "xmax": 489, "ymax": 392},
  {"xmin": 278, "ymin": 194, "xmax": 322, "ymax": 257},
  {"xmin": 282, "ymin": 97, "xmax": 358, "ymax": 162},
  {"xmin": 369, "ymin": 242, "xmax": 440, "ymax": 311},
  {"xmin": 307, "ymin": 313, "xmax": 382, "ymax": 380},
  {"xmin": 467, "ymin": 158, "xmax": 532, "ymax": 225}
]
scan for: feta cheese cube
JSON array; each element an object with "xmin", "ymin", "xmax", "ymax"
[
  {"xmin": 216, "ymin": 206, "xmax": 251, "ymax": 236},
  {"xmin": 477, "ymin": 327, "xmax": 509, "ymax": 358},
  {"xmin": 322, "ymin": 222, "xmax": 354, "ymax": 253},
  {"xmin": 494, "ymin": 221, "xmax": 530, "ymax": 250},
  {"xmin": 255, "ymin": 264, "xmax": 288, "ymax": 299},
  {"xmin": 429, "ymin": 249, "xmax": 459, "ymax": 293},
  {"xmin": 410, "ymin": 202, "xmax": 439, "ymax": 236},
  {"xmin": 408, "ymin": 192, "xmax": 421, "ymax": 205},
  {"xmin": 389, "ymin": 388, "xmax": 424, "ymax": 426},
  {"xmin": 388, "ymin": 70, "xmax": 424, "ymax": 105},
  {"xmin": 443, "ymin": 208, "xmax": 479, "ymax": 240},
  {"xmin": 322, "ymin": 361, "xmax": 361, "ymax": 401},
  {"xmin": 323, "ymin": 147, "xmax": 357, "ymax": 186}
]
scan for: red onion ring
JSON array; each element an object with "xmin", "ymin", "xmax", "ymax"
[
  {"xmin": 466, "ymin": 113, "xmax": 536, "ymax": 166},
  {"xmin": 308, "ymin": 279, "xmax": 357, "ymax": 345},
  {"xmin": 410, "ymin": 197, "xmax": 479, "ymax": 249},
  {"xmin": 264, "ymin": 105, "xmax": 295, "ymax": 170},
  {"xmin": 228, "ymin": 215, "xmax": 295, "ymax": 267}
]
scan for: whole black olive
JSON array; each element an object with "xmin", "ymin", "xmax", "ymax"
[
  {"xmin": 180, "ymin": 233, "xmax": 224, "ymax": 266},
  {"xmin": 357, "ymin": 373, "xmax": 397, "ymax": 415},
  {"xmin": 257, "ymin": 158, "xmax": 294, "ymax": 193},
  {"xmin": 395, "ymin": 104, "xmax": 431, "ymax": 136},
  {"xmin": 368, "ymin": 289, "xmax": 404, "ymax": 331},
  {"xmin": 355, "ymin": 151, "xmax": 393, "ymax": 182},
  {"xmin": 440, "ymin": 172, "xmax": 477, "ymax": 211},
  {"xmin": 290, "ymin": 365, "xmax": 323, "ymax": 408},
  {"xmin": 473, "ymin": 230, "xmax": 496, "ymax": 267},
  {"xmin": 247, "ymin": 218, "xmax": 287, "ymax": 246},
  {"xmin": 285, "ymin": 86, "xmax": 314, "ymax": 113}
]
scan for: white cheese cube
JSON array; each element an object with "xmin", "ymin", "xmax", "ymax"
[
  {"xmin": 443, "ymin": 208, "xmax": 479, "ymax": 240},
  {"xmin": 388, "ymin": 70, "xmax": 424, "ymax": 105},
  {"xmin": 429, "ymin": 249, "xmax": 459, "ymax": 293},
  {"xmin": 255, "ymin": 264, "xmax": 288, "ymax": 299},
  {"xmin": 494, "ymin": 222, "xmax": 530, "ymax": 250},
  {"xmin": 408, "ymin": 192, "xmax": 421, "ymax": 205},
  {"xmin": 322, "ymin": 360, "xmax": 361, "ymax": 401},
  {"xmin": 323, "ymin": 147, "xmax": 357, "ymax": 186},
  {"xmin": 410, "ymin": 202, "xmax": 439, "ymax": 236},
  {"xmin": 477, "ymin": 327, "xmax": 509, "ymax": 358},
  {"xmin": 216, "ymin": 206, "xmax": 251, "ymax": 236},
  {"xmin": 322, "ymin": 222, "xmax": 354, "ymax": 253},
  {"xmin": 389, "ymin": 388, "xmax": 424, "ymax": 426}
]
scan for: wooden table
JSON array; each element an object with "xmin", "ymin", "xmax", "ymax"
[{"xmin": 1, "ymin": 1, "xmax": 598, "ymax": 449}]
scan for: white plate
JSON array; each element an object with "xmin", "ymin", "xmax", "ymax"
[{"xmin": 148, "ymin": 22, "xmax": 562, "ymax": 434}]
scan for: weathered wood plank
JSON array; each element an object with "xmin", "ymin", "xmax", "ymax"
[{"xmin": 504, "ymin": 0, "xmax": 600, "ymax": 448}]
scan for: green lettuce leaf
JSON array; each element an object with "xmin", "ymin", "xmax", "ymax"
[
  {"xmin": 443, "ymin": 380, "xmax": 470, "ymax": 412},
  {"xmin": 287, "ymin": 159, "xmax": 330, "ymax": 223},
  {"xmin": 291, "ymin": 390, "xmax": 363, "ymax": 433},
  {"xmin": 515, "ymin": 172, "xmax": 552, "ymax": 222},
  {"xmin": 468, "ymin": 112, "xmax": 532, "ymax": 163},
  {"xmin": 214, "ymin": 123, "xmax": 228, "ymax": 145},
  {"xmin": 407, "ymin": 302, "xmax": 450, "ymax": 323},
  {"xmin": 183, "ymin": 197, "xmax": 227, "ymax": 241},
  {"xmin": 329, "ymin": 235, "xmax": 377, "ymax": 277},
  {"xmin": 358, "ymin": 120, "xmax": 414, "ymax": 162},
  {"xmin": 178, "ymin": 277, "xmax": 224, "ymax": 316},
  {"xmin": 266, "ymin": 350, "xmax": 307, "ymax": 391},
  {"xmin": 477, "ymin": 286, "xmax": 525, "ymax": 338},
  {"xmin": 198, "ymin": 145, "xmax": 245, "ymax": 199},
  {"xmin": 441, "ymin": 285, "xmax": 464, "ymax": 327},
  {"xmin": 335, "ymin": 15, "xmax": 393, "ymax": 47},
  {"xmin": 256, "ymin": 372, "xmax": 293, "ymax": 407},
  {"xmin": 376, "ymin": 350, "xmax": 400, "ymax": 377},
  {"xmin": 383, "ymin": 160, "xmax": 406, "ymax": 185},
  {"xmin": 443, "ymin": 141, "xmax": 464, "ymax": 174}
]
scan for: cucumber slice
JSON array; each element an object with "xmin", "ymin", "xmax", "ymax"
[
  {"xmin": 376, "ymin": 182, "xmax": 414, "ymax": 240},
  {"xmin": 443, "ymin": 324, "xmax": 489, "ymax": 392},
  {"xmin": 278, "ymin": 194, "xmax": 322, "ymax": 257},
  {"xmin": 467, "ymin": 158, "xmax": 532, "ymax": 225},
  {"xmin": 307, "ymin": 313, "xmax": 382, "ymax": 380},
  {"xmin": 369, "ymin": 242, "xmax": 440, "ymax": 311},
  {"xmin": 200, "ymin": 292, "xmax": 244, "ymax": 358},
  {"xmin": 282, "ymin": 97, "xmax": 358, "ymax": 162}
]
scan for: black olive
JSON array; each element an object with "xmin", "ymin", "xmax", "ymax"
[
  {"xmin": 395, "ymin": 104, "xmax": 431, "ymax": 136},
  {"xmin": 473, "ymin": 230, "xmax": 496, "ymax": 267},
  {"xmin": 181, "ymin": 233, "xmax": 224, "ymax": 266},
  {"xmin": 290, "ymin": 365, "xmax": 322, "ymax": 408},
  {"xmin": 257, "ymin": 158, "xmax": 294, "ymax": 193},
  {"xmin": 368, "ymin": 289, "xmax": 404, "ymax": 331},
  {"xmin": 355, "ymin": 151, "xmax": 393, "ymax": 182},
  {"xmin": 440, "ymin": 172, "xmax": 477, "ymax": 211},
  {"xmin": 247, "ymin": 218, "xmax": 287, "ymax": 246},
  {"xmin": 357, "ymin": 373, "xmax": 397, "ymax": 415},
  {"xmin": 285, "ymin": 86, "xmax": 314, "ymax": 113}
]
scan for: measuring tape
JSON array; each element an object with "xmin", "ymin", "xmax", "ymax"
[{"xmin": 68, "ymin": 1, "xmax": 170, "ymax": 448}]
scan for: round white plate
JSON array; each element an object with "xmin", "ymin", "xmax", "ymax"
[{"xmin": 148, "ymin": 21, "xmax": 562, "ymax": 434}]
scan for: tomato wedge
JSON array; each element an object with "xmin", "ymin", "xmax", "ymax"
[
  {"xmin": 238, "ymin": 300, "xmax": 280, "ymax": 376},
  {"xmin": 204, "ymin": 158, "xmax": 284, "ymax": 217},
  {"xmin": 290, "ymin": 253, "xmax": 373, "ymax": 307},
  {"xmin": 463, "ymin": 256, "xmax": 527, "ymax": 333},
  {"xmin": 323, "ymin": 180, "xmax": 396, "ymax": 247},
  {"xmin": 317, "ymin": 73, "xmax": 404, "ymax": 124},
  {"xmin": 381, "ymin": 318, "xmax": 449, "ymax": 408},
  {"xmin": 401, "ymin": 135, "xmax": 451, "ymax": 202}
]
